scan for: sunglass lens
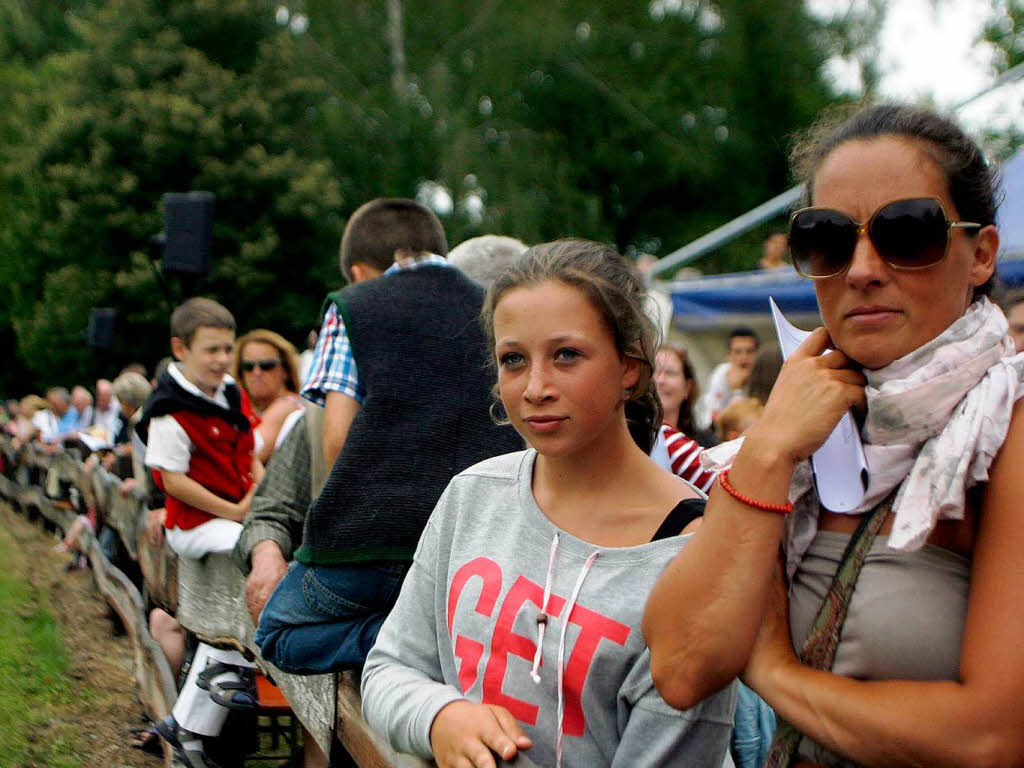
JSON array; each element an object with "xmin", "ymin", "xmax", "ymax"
[
  {"xmin": 870, "ymin": 199, "xmax": 948, "ymax": 269},
  {"xmin": 789, "ymin": 209, "xmax": 858, "ymax": 277},
  {"xmin": 242, "ymin": 360, "xmax": 279, "ymax": 372}
]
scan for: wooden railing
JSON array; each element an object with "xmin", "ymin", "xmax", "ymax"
[{"xmin": 0, "ymin": 439, "xmax": 429, "ymax": 767}]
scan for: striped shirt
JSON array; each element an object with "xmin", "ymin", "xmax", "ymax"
[{"xmin": 656, "ymin": 424, "xmax": 716, "ymax": 493}]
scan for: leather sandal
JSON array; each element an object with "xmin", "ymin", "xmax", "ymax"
[
  {"xmin": 196, "ymin": 661, "xmax": 257, "ymax": 711},
  {"xmin": 154, "ymin": 716, "xmax": 224, "ymax": 768}
]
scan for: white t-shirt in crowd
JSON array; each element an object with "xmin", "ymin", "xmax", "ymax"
[
  {"xmin": 695, "ymin": 362, "xmax": 743, "ymax": 431},
  {"xmin": 31, "ymin": 409, "xmax": 59, "ymax": 442}
]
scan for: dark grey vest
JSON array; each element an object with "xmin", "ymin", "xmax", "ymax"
[{"xmin": 295, "ymin": 265, "xmax": 522, "ymax": 564}]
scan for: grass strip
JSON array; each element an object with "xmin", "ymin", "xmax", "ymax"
[{"xmin": 0, "ymin": 515, "xmax": 81, "ymax": 768}]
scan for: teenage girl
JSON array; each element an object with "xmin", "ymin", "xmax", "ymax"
[{"xmin": 360, "ymin": 240, "xmax": 735, "ymax": 768}]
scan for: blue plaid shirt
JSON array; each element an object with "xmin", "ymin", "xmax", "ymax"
[{"xmin": 301, "ymin": 254, "xmax": 452, "ymax": 406}]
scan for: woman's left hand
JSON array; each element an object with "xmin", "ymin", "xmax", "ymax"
[{"xmin": 742, "ymin": 561, "xmax": 798, "ymax": 694}]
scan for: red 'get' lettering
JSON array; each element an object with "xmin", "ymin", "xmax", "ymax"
[
  {"xmin": 559, "ymin": 602, "xmax": 631, "ymax": 736},
  {"xmin": 448, "ymin": 558, "xmax": 503, "ymax": 692},
  {"xmin": 448, "ymin": 557, "xmax": 503, "ymax": 635},
  {"xmin": 453, "ymin": 635, "xmax": 485, "ymax": 693},
  {"xmin": 448, "ymin": 561, "xmax": 634, "ymax": 736},
  {"xmin": 482, "ymin": 576, "xmax": 566, "ymax": 724}
]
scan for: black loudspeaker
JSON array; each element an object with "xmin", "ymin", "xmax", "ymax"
[
  {"xmin": 162, "ymin": 191, "xmax": 215, "ymax": 275},
  {"xmin": 87, "ymin": 308, "xmax": 116, "ymax": 350}
]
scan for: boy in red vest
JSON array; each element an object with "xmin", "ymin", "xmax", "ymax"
[{"xmin": 138, "ymin": 297, "xmax": 260, "ymax": 768}]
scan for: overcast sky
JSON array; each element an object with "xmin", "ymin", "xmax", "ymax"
[{"xmin": 810, "ymin": 0, "xmax": 1024, "ymax": 140}]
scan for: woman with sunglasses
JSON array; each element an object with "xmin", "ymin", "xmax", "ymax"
[
  {"xmin": 644, "ymin": 104, "xmax": 1024, "ymax": 767},
  {"xmin": 233, "ymin": 329, "xmax": 304, "ymax": 463}
]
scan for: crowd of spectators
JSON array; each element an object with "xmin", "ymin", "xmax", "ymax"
[{"xmin": 3, "ymin": 101, "xmax": 1024, "ymax": 768}]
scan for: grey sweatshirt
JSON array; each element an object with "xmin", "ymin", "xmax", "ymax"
[{"xmin": 362, "ymin": 450, "xmax": 736, "ymax": 767}]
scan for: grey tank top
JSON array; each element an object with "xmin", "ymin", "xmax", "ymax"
[{"xmin": 789, "ymin": 530, "xmax": 970, "ymax": 767}]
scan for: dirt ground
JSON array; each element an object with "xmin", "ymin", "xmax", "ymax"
[{"xmin": 2, "ymin": 502, "xmax": 158, "ymax": 768}]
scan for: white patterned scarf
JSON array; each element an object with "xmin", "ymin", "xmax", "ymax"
[{"xmin": 701, "ymin": 297, "xmax": 1024, "ymax": 577}]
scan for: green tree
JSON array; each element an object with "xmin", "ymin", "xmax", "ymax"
[
  {"xmin": 0, "ymin": 0, "xmax": 865, "ymax": 393},
  {"xmin": 983, "ymin": 0, "xmax": 1024, "ymax": 158},
  {"xmin": 0, "ymin": 0, "xmax": 342, "ymax": 393},
  {"xmin": 986, "ymin": 0, "xmax": 1024, "ymax": 68},
  {"xmin": 302, "ymin": 0, "xmax": 846, "ymax": 272}
]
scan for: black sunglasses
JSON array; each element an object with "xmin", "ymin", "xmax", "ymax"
[
  {"xmin": 241, "ymin": 359, "xmax": 281, "ymax": 372},
  {"xmin": 787, "ymin": 196, "xmax": 982, "ymax": 279}
]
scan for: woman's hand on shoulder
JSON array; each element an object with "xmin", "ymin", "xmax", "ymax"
[
  {"xmin": 430, "ymin": 700, "xmax": 533, "ymax": 768},
  {"xmin": 747, "ymin": 327, "xmax": 866, "ymax": 465}
]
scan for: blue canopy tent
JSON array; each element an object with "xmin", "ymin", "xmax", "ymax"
[
  {"xmin": 668, "ymin": 257, "xmax": 1024, "ymax": 331},
  {"xmin": 1000, "ymin": 146, "xmax": 1024, "ymax": 259}
]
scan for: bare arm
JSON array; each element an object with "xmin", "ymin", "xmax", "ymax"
[
  {"xmin": 643, "ymin": 328, "xmax": 866, "ymax": 709},
  {"xmin": 161, "ymin": 470, "xmax": 253, "ymax": 522},
  {"xmin": 742, "ymin": 400, "xmax": 1024, "ymax": 767},
  {"xmin": 644, "ymin": 445, "xmax": 792, "ymax": 708},
  {"xmin": 322, "ymin": 390, "xmax": 360, "ymax": 469},
  {"xmin": 254, "ymin": 396, "xmax": 301, "ymax": 463}
]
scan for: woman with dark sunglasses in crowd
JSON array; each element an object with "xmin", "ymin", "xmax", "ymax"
[
  {"xmin": 644, "ymin": 104, "xmax": 1024, "ymax": 767},
  {"xmin": 232, "ymin": 329, "xmax": 304, "ymax": 463}
]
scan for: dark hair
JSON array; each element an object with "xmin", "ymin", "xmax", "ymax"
[
  {"xmin": 791, "ymin": 103, "xmax": 1001, "ymax": 299},
  {"xmin": 746, "ymin": 345, "xmax": 783, "ymax": 405},
  {"xmin": 481, "ymin": 239, "xmax": 662, "ymax": 453},
  {"xmin": 1002, "ymin": 287, "xmax": 1024, "ymax": 313},
  {"xmin": 170, "ymin": 297, "xmax": 235, "ymax": 346},
  {"xmin": 657, "ymin": 345, "xmax": 699, "ymax": 436},
  {"xmin": 728, "ymin": 327, "xmax": 759, "ymax": 348},
  {"xmin": 340, "ymin": 198, "xmax": 448, "ymax": 281}
]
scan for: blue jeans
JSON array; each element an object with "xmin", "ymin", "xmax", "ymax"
[
  {"xmin": 731, "ymin": 681, "xmax": 777, "ymax": 768},
  {"xmin": 253, "ymin": 560, "xmax": 408, "ymax": 675}
]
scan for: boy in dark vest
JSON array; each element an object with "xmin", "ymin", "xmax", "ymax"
[
  {"xmin": 254, "ymin": 198, "xmax": 522, "ymax": 674},
  {"xmin": 138, "ymin": 297, "xmax": 260, "ymax": 768}
]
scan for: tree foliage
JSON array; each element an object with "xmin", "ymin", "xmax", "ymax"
[
  {"xmin": 986, "ymin": 0, "xmax": 1024, "ymax": 69},
  {"xmin": 982, "ymin": 0, "xmax": 1024, "ymax": 159},
  {"xmin": 0, "ymin": 0, "xmax": 850, "ymax": 393},
  {"xmin": 0, "ymin": 0, "xmax": 342, "ymax": 392}
]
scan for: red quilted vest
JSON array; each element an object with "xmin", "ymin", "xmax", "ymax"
[{"xmin": 157, "ymin": 405, "xmax": 257, "ymax": 531}]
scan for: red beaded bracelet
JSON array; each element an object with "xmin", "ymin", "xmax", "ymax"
[{"xmin": 717, "ymin": 469, "xmax": 793, "ymax": 515}]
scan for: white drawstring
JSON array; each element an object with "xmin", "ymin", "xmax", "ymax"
[
  {"xmin": 527, "ymin": 532, "xmax": 601, "ymax": 768},
  {"xmin": 530, "ymin": 533, "xmax": 560, "ymax": 683},
  {"xmin": 555, "ymin": 550, "xmax": 599, "ymax": 768}
]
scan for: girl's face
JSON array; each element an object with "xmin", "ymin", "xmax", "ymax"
[
  {"xmin": 654, "ymin": 350, "xmax": 690, "ymax": 413},
  {"xmin": 493, "ymin": 279, "xmax": 639, "ymax": 459},
  {"xmin": 240, "ymin": 340, "xmax": 288, "ymax": 402},
  {"xmin": 811, "ymin": 136, "xmax": 997, "ymax": 369}
]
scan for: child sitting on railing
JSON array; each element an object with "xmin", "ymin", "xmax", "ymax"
[{"xmin": 138, "ymin": 297, "xmax": 261, "ymax": 768}]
